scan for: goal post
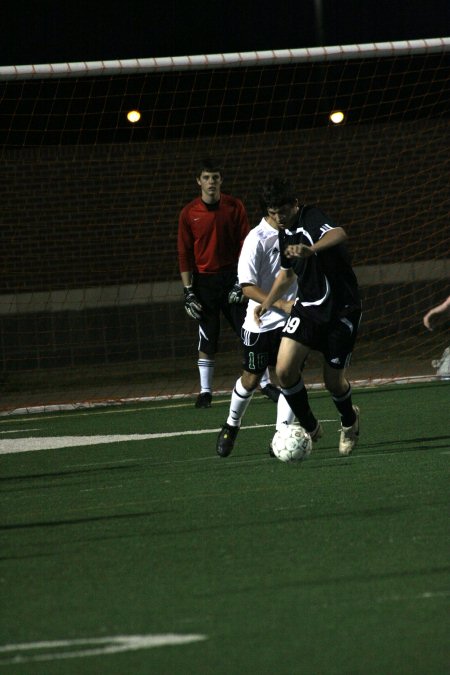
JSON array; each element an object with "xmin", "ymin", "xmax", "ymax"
[
  {"xmin": 1, "ymin": 38, "xmax": 449, "ymax": 412},
  {"xmin": 1, "ymin": 37, "xmax": 449, "ymax": 78}
]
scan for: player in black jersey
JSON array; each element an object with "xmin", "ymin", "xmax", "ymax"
[{"xmin": 256, "ymin": 178, "xmax": 362, "ymax": 455}]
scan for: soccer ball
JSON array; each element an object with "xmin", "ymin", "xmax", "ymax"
[{"xmin": 271, "ymin": 424, "xmax": 312, "ymax": 463}]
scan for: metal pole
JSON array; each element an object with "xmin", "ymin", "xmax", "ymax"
[{"xmin": 314, "ymin": 0, "xmax": 325, "ymax": 45}]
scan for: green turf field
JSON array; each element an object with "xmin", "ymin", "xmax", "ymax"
[{"xmin": 0, "ymin": 381, "xmax": 449, "ymax": 674}]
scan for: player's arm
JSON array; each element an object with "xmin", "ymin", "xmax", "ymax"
[
  {"xmin": 242, "ymin": 283, "xmax": 293, "ymax": 315},
  {"xmin": 254, "ymin": 268, "xmax": 296, "ymax": 324},
  {"xmin": 285, "ymin": 227, "xmax": 347, "ymax": 259},
  {"xmin": 178, "ymin": 228, "xmax": 202, "ymax": 320},
  {"xmin": 180, "ymin": 271, "xmax": 193, "ymax": 287},
  {"xmin": 178, "ymin": 210, "xmax": 203, "ymax": 319},
  {"xmin": 423, "ymin": 294, "xmax": 450, "ymax": 330}
]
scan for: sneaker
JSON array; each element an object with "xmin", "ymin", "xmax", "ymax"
[
  {"xmin": 195, "ymin": 392, "xmax": 212, "ymax": 408},
  {"xmin": 216, "ymin": 423, "xmax": 239, "ymax": 457},
  {"xmin": 260, "ymin": 383, "xmax": 281, "ymax": 402},
  {"xmin": 339, "ymin": 406, "xmax": 360, "ymax": 456}
]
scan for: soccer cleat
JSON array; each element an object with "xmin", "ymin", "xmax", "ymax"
[
  {"xmin": 310, "ymin": 422, "xmax": 323, "ymax": 443},
  {"xmin": 339, "ymin": 405, "xmax": 360, "ymax": 455},
  {"xmin": 291, "ymin": 420, "xmax": 322, "ymax": 442},
  {"xmin": 260, "ymin": 383, "xmax": 281, "ymax": 402},
  {"xmin": 195, "ymin": 392, "xmax": 212, "ymax": 408},
  {"xmin": 216, "ymin": 423, "xmax": 239, "ymax": 457}
]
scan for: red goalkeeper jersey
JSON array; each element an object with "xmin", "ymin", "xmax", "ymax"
[{"xmin": 177, "ymin": 194, "xmax": 250, "ymax": 274}]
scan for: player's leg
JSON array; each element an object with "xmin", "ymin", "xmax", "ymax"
[
  {"xmin": 194, "ymin": 275, "xmax": 221, "ymax": 408},
  {"xmin": 223, "ymin": 286, "xmax": 279, "ymax": 398},
  {"xmin": 276, "ymin": 336, "xmax": 321, "ymax": 437},
  {"xmin": 196, "ymin": 349, "xmax": 215, "ymax": 408},
  {"xmin": 216, "ymin": 369, "xmax": 261, "ymax": 457},
  {"xmin": 323, "ymin": 311, "xmax": 361, "ymax": 454},
  {"xmin": 259, "ymin": 368, "xmax": 281, "ymax": 402},
  {"xmin": 216, "ymin": 330, "xmax": 275, "ymax": 457},
  {"xmin": 324, "ymin": 364, "xmax": 360, "ymax": 455}
]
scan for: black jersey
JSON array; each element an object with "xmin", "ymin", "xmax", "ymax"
[{"xmin": 279, "ymin": 205, "xmax": 360, "ymax": 324}]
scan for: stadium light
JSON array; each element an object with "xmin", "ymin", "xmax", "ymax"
[
  {"xmin": 126, "ymin": 110, "xmax": 141, "ymax": 123},
  {"xmin": 329, "ymin": 110, "xmax": 345, "ymax": 124}
]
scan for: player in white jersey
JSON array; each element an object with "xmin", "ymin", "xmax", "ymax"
[{"xmin": 216, "ymin": 208, "xmax": 298, "ymax": 457}]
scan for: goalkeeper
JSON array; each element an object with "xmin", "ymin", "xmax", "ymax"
[{"xmin": 178, "ymin": 158, "xmax": 277, "ymax": 408}]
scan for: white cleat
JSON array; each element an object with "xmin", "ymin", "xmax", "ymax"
[{"xmin": 339, "ymin": 406, "xmax": 360, "ymax": 456}]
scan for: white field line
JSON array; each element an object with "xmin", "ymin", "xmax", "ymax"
[
  {"xmin": 0, "ymin": 421, "xmax": 337, "ymax": 455},
  {"xmin": 0, "ymin": 374, "xmax": 442, "ymax": 418},
  {"xmin": 0, "ymin": 634, "xmax": 206, "ymax": 665},
  {"xmin": 0, "ymin": 423, "xmax": 273, "ymax": 455},
  {"xmin": 0, "ymin": 428, "xmax": 41, "ymax": 434}
]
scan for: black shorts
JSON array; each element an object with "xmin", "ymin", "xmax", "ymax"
[
  {"xmin": 281, "ymin": 308, "xmax": 361, "ymax": 369},
  {"xmin": 193, "ymin": 270, "xmax": 247, "ymax": 355},
  {"xmin": 241, "ymin": 327, "xmax": 284, "ymax": 374}
]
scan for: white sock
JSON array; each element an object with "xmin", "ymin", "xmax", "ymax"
[
  {"xmin": 227, "ymin": 377, "xmax": 254, "ymax": 427},
  {"xmin": 198, "ymin": 358, "xmax": 214, "ymax": 393},
  {"xmin": 259, "ymin": 368, "xmax": 271, "ymax": 388},
  {"xmin": 276, "ymin": 393, "xmax": 296, "ymax": 431}
]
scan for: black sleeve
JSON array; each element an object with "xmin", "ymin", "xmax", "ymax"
[
  {"xmin": 278, "ymin": 229, "xmax": 293, "ymax": 269},
  {"xmin": 301, "ymin": 206, "xmax": 338, "ymax": 244}
]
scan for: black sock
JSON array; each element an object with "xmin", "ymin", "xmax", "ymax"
[
  {"xmin": 332, "ymin": 385, "xmax": 356, "ymax": 427},
  {"xmin": 281, "ymin": 378, "xmax": 318, "ymax": 433}
]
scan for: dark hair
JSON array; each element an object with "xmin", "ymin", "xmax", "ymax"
[
  {"xmin": 196, "ymin": 158, "xmax": 223, "ymax": 177},
  {"xmin": 261, "ymin": 177, "xmax": 297, "ymax": 209}
]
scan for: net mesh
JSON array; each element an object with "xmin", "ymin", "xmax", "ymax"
[{"xmin": 1, "ymin": 41, "xmax": 449, "ymax": 411}]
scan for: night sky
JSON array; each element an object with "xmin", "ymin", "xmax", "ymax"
[{"xmin": 2, "ymin": 0, "xmax": 450, "ymax": 67}]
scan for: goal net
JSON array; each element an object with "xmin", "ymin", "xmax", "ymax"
[{"xmin": 1, "ymin": 38, "xmax": 449, "ymax": 412}]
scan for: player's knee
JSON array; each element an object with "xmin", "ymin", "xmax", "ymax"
[
  {"xmin": 324, "ymin": 369, "xmax": 348, "ymax": 397},
  {"xmin": 276, "ymin": 364, "xmax": 294, "ymax": 388},
  {"xmin": 241, "ymin": 371, "xmax": 260, "ymax": 391}
]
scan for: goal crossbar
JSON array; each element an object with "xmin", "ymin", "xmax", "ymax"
[{"xmin": 1, "ymin": 36, "xmax": 449, "ymax": 80}]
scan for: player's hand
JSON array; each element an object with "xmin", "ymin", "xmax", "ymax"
[
  {"xmin": 183, "ymin": 287, "xmax": 203, "ymax": 320},
  {"xmin": 423, "ymin": 313, "xmax": 433, "ymax": 331},
  {"xmin": 254, "ymin": 303, "xmax": 267, "ymax": 326},
  {"xmin": 284, "ymin": 244, "xmax": 314, "ymax": 259},
  {"xmin": 228, "ymin": 281, "xmax": 246, "ymax": 304}
]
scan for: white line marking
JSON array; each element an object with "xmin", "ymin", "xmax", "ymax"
[
  {"xmin": 0, "ymin": 633, "xmax": 207, "ymax": 664},
  {"xmin": 0, "ymin": 424, "xmax": 273, "ymax": 454},
  {"xmin": 0, "ymin": 428, "xmax": 40, "ymax": 434},
  {"xmin": 376, "ymin": 590, "xmax": 450, "ymax": 603},
  {"xmin": 0, "ymin": 421, "xmax": 337, "ymax": 455}
]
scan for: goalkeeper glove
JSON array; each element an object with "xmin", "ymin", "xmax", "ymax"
[
  {"xmin": 183, "ymin": 286, "xmax": 203, "ymax": 320},
  {"xmin": 228, "ymin": 281, "xmax": 246, "ymax": 304}
]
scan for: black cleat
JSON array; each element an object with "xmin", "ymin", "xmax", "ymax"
[
  {"xmin": 195, "ymin": 392, "xmax": 212, "ymax": 408},
  {"xmin": 216, "ymin": 423, "xmax": 239, "ymax": 457},
  {"xmin": 260, "ymin": 383, "xmax": 281, "ymax": 403}
]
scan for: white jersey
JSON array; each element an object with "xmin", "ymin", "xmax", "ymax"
[{"xmin": 238, "ymin": 218, "xmax": 297, "ymax": 333}]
